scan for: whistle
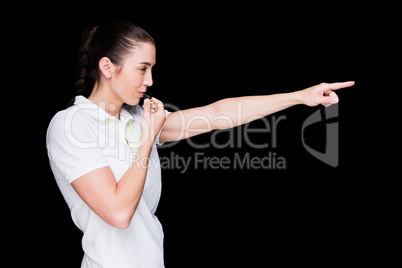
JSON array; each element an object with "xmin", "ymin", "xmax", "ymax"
[{"xmin": 143, "ymin": 94, "xmax": 154, "ymax": 105}]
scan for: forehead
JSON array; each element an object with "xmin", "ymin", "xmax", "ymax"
[{"xmin": 125, "ymin": 42, "xmax": 156, "ymax": 65}]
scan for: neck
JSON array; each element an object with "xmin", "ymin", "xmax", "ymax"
[{"xmin": 88, "ymin": 82, "xmax": 122, "ymax": 119}]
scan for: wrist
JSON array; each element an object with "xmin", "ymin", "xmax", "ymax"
[
  {"xmin": 136, "ymin": 142, "xmax": 152, "ymax": 163},
  {"xmin": 288, "ymin": 90, "xmax": 305, "ymax": 105},
  {"xmin": 139, "ymin": 133, "xmax": 154, "ymax": 150}
]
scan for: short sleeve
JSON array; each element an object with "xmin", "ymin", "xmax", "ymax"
[{"xmin": 46, "ymin": 111, "xmax": 109, "ymax": 184}]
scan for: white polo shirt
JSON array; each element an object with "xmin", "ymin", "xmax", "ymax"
[{"xmin": 46, "ymin": 96, "xmax": 170, "ymax": 268}]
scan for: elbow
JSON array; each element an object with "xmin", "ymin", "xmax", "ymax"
[
  {"xmin": 107, "ymin": 208, "xmax": 136, "ymax": 230},
  {"xmin": 208, "ymin": 102, "xmax": 226, "ymax": 130},
  {"xmin": 98, "ymin": 191, "xmax": 141, "ymax": 229},
  {"xmin": 112, "ymin": 219, "xmax": 131, "ymax": 230},
  {"xmin": 209, "ymin": 98, "xmax": 238, "ymax": 130}
]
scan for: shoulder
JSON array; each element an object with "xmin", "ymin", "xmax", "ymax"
[
  {"xmin": 47, "ymin": 109, "xmax": 69, "ymax": 140},
  {"xmin": 46, "ymin": 106, "xmax": 97, "ymax": 150},
  {"xmin": 47, "ymin": 106, "xmax": 93, "ymax": 135}
]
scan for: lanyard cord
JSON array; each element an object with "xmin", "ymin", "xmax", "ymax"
[{"xmin": 105, "ymin": 119, "xmax": 142, "ymax": 149}]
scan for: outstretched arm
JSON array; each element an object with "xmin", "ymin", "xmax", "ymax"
[{"xmin": 159, "ymin": 81, "xmax": 354, "ymax": 143}]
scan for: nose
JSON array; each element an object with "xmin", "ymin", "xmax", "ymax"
[{"xmin": 143, "ymin": 71, "xmax": 153, "ymax": 87}]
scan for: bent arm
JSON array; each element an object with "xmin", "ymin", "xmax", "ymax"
[
  {"xmin": 71, "ymin": 98, "xmax": 166, "ymax": 230},
  {"xmin": 71, "ymin": 144, "xmax": 152, "ymax": 230},
  {"xmin": 159, "ymin": 81, "xmax": 354, "ymax": 143}
]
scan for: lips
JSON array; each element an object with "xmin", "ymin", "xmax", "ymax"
[{"xmin": 138, "ymin": 91, "xmax": 146, "ymax": 97}]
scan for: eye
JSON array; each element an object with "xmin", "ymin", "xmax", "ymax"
[{"xmin": 140, "ymin": 67, "xmax": 147, "ymax": 72}]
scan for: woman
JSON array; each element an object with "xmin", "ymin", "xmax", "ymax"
[{"xmin": 46, "ymin": 20, "xmax": 354, "ymax": 267}]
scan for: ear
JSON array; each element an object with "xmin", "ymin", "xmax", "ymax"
[{"xmin": 99, "ymin": 57, "xmax": 115, "ymax": 79}]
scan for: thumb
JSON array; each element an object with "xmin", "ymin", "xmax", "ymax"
[{"xmin": 319, "ymin": 91, "xmax": 339, "ymax": 106}]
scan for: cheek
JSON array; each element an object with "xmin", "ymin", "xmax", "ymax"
[
  {"xmin": 116, "ymin": 72, "xmax": 142, "ymax": 90},
  {"xmin": 126, "ymin": 72, "xmax": 143, "ymax": 88}
]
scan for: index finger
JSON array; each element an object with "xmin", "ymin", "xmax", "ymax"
[{"xmin": 326, "ymin": 81, "xmax": 355, "ymax": 90}]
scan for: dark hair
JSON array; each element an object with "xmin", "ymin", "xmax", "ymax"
[{"xmin": 68, "ymin": 20, "xmax": 154, "ymax": 106}]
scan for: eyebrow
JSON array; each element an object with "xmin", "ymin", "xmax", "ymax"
[{"xmin": 138, "ymin": 61, "xmax": 156, "ymax": 66}]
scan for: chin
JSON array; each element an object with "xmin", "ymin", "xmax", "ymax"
[{"xmin": 125, "ymin": 98, "xmax": 140, "ymax": 106}]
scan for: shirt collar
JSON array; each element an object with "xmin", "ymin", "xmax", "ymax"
[{"xmin": 73, "ymin": 95, "xmax": 135, "ymax": 123}]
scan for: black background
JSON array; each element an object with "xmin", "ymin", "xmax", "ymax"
[{"xmin": 13, "ymin": 2, "xmax": 381, "ymax": 267}]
